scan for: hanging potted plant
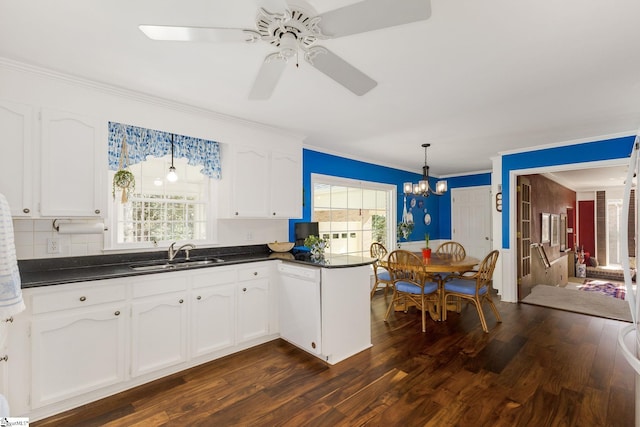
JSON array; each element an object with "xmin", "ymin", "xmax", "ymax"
[
  {"xmin": 397, "ymin": 220, "xmax": 414, "ymax": 241},
  {"xmin": 112, "ymin": 169, "xmax": 135, "ymax": 203}
]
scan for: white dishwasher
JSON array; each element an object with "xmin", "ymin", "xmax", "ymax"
[{"xmin": 277, "ymin": 263, "xmax": 322, "ymax": 356}]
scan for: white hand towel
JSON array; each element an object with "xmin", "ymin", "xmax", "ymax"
[{"xmin": 0, "ymin": 193, "xmax": 24, "ymax": 318}]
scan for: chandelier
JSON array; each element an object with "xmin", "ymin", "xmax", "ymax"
[{"xmin": 403, "ymin": 143, "xmax": 447, "ymax": 197}]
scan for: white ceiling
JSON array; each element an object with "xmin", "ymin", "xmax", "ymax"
[{"xmin": 2, "ymin": 0, "xmax": 640, "ymax": 179}]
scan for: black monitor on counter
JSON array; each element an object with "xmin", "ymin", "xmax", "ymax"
[{"xmin": 294, "ymin": 222, "xmax": 319, "ymax": 246}]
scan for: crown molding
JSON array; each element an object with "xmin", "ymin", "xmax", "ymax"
[{"xmin": 0, "ymin": 57, "xmax": 305, "ymax": 141}]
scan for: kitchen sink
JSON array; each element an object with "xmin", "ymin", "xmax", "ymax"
[{"xmin": 129, "ymin": 258, "xmax": 225, "ymax": 271}]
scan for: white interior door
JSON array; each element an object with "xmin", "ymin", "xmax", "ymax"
[{"xmin": 451, "ymin": 186, "xmax": 492, "ymax": 259}]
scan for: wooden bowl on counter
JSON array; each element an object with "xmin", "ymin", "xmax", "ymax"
[{"xmin": 268, "ymin": 241, "xmax": 295, "ymax": 252}]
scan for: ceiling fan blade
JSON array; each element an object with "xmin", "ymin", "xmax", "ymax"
[
  {"xmin": 248, "ymin": 54, "xmax": 287, "ymax": 99},
  {"xmin": 139, "ymin": 25, "xmax": 257, "ymax": 42},
  {"xmin": 304, "ymin": 47, "xmax": 377, "ymax": 96},
  {"xmin": 318, "ymin": 0, "xmax": 431, "ymax": 38}
]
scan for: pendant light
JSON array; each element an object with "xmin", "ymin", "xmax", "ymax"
[
  {"xmin": 166, "ymin": 134, "xmax": 178, "ymax": 182},
  {"xmin": 403, "ymin": 143, "xmax": 447, "ymax": 197}
]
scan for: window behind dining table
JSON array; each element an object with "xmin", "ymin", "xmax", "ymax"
[{"xmin": 311, "ymin": 174, "xmax": 394, "ymax": 257}]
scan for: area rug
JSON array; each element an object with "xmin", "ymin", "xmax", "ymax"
[
  {"xmin": 521, "ymin": 285, "xmax": 632, "ymax": 322},
  {"xmin": 578, "ymin": 280, "xmax": 626, "ymax": 300}
]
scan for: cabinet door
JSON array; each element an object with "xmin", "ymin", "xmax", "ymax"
[
  {"xmin": 40, "ymin": 108, "xmax": 105, "ymax": 217},
  {"xmin": 232, "ymin": 146, "xmax": 269, "ymax": 217},
  {"xmin": 31, "ymin": 307, "xmax": 126, "ymax": 408},
  {"xmin": 237, "ymin": 279, "xmax": 269, "ymax": 343},
  {"xmin": 0, "ymin": 320, "xmax": 8, "ymax": 400},
  {"xmin": 269, "ymin": 150, "xmax": 302, "ymax": 218},
  {"xmin": 0, "ymin": 100, "xmax": 33, "ymax": 216},
  {"xmin": 131, "ymin": 293, "xmax": 188, "ymax": 377},
  {"xmin": 191, "ymin": 283, "xmax": 236, "ymax": 357}
]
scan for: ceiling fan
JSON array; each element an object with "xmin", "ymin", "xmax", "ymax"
[{"xmin": 139, "ymin": 0, "xmax": 431, "ymax": 99}]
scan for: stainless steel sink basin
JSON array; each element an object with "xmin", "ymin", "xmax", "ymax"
[{"xmin": 129, "ymin": 258, "xmax": 225, "ymax": 271}]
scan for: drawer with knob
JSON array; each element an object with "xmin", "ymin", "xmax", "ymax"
[
  {"xmin": 237, "ymin": 265, "xmax": 269, "ymax": 281},
  {"xmin": 30, "ymin": 281, "xmax": 127, "ymax": 314}
]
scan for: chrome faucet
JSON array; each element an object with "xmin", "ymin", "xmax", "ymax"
[{"xmin": 168, "ymin": 242, "xmax": 196, "ymax": 261}]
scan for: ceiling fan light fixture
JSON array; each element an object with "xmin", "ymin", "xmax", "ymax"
[{"xmin": 279, "ymin": 32, "xmax": 298, "ymax": 58}]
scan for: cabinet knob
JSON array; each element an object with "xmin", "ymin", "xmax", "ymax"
[
  {"xmin": 23, "ymin": 208, "xmax": 30, "ymax": 214},
  {"xmin": 197, "ymin": 296, "xmax": 202, "ymax": 300},
  {"xmin": 311, "ymin": 342, "xmax": 316, "ymax": 349},
  {"xmin": 4, "ymin": 317, "xmax": 13, "ymax": 323},
  {"xmin": 253, "ymin": 271, "xmax": 258, "ymax": 276},
  {"xmin": 235, "ymin": 212, "xmax": 239, "ymax": 216},
  {"xmin": 0, "ymin": 355, "xmax": 7, "ymax": 362},
  {"xmin": 79, "ymin": 296, "xmax": 87, "ymax": 302},
  {"xmin": 179, "ymin": 299, "xmax": 184, "ymax": 304},
  {"xmin": 272, "ymin": 212, "xmax": 276, "ymax": 216},
  {"xmin": 242, "ymin": 287, "xmax": 247, "ymax": 292},
  {"xmin": 95, "ymin": 209, "xmax": 101, "ymax": 214},
  {"xmin": 114, "ymin": 311, "xmax": 120, "ymax": 316}
]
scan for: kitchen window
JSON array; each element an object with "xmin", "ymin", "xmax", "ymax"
[
  {"xmin": 108, "ymin": 156, "xmax": 215, "ymax": 248},
  {"xmin": 311, "ymin": 174, "xmax": 395, "ymax": 257},
  {"xmin": 106, "ymin": 122, "xmax": 220, "ymax": 249}
]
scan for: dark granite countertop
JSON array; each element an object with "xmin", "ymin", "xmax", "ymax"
[{"xmin": 18, "ymin": 245, "xmax": 375, "ymax": 288}]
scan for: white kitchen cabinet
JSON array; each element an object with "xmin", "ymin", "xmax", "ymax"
[
  {"xmin": 220, "ymin": 144, "xmax": 302, "ymax": 218},
  {"xmin": 40, "ymin": 108, "xmax": 106, "ymax": 217},
  {"xmin": 131, "ymin": 275, "xmax": 188, "ymax": 377},
  {"xmin": 237, "ymin": 264, "xmax": 270, "ymax": 343},
  {"xmin": 230, "ymin": 145, "xmax": 270, "ymax": 217},
  {"xmin": 29, "ymin": 281, "xmax": 127, "ymax": 408},
  {"xmin": 191, "ymin": 268, "xmax": 237, "ymax": 358},
  {"xmin": 0, "ymin": 319, "xmax": 9, "ymax": 399},
  {"xmin": 0, "ymin": 100, "xmax": 34, "ymax": 216},
  {"xmin": 269, "ymin": 150, "xmax": 302, "ymax": 218}
]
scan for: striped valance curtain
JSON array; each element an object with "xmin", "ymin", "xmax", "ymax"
[{"xmin": 107, "ymin": 122, "xmax": 221, "ymax": 179}]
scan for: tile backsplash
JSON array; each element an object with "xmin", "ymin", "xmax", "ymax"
[{"xmin": 13, "ymin": 219, "xmax": 104, "ymax": 260}]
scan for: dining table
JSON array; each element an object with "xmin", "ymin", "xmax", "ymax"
[{"xmin": 383, "ymin": 252, "xmax": 480, "ymax": 321}]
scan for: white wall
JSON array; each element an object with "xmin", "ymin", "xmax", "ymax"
[{"xmin": 1, "ymin": 59, "xmax": 303, "ymax": 259}]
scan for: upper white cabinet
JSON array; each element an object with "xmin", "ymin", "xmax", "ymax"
[
  {"xmin": 40, "ymin": 108, "xmax": 106, "ymax": 217},
  {"xmin": 220, "ymin": 144, "xmax": 302, "ymax": 219},
  {"xmin": 0, "ymin": 100, "xmax": 34, "ymax": 216},
  {"xmin": 231, "ymin": 146, "xmax": 270, "ymax": 217},
  {"xmin": 270, "ymin": 150, "xmax": 302, "ymax": 218}
]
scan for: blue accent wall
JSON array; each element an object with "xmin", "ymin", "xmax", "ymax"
[
  {"xmin": 290, "ymin": 149, "xmax": 491, "ymax": 243},
  {"xmin": 501, "ymin": 135, "xmax": 635, "ymax": 248}
]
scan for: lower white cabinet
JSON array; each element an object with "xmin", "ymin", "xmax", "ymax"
[
  {"xmin": 31, "ymin": 308, "xmax": 127, "ymax": 408},
  {"xmin": 0, "ymin": 319, "xmax": 9, "ymax": 400},
  {"xmin": 29, "ymin": 280, "xmax": 128, "ymax": 409},
  {"xmin": 131, "ymin": 292, "xmax": 188, "ymax": 377},
  {"xmin": 18, "ymin": 262, "xmax": 275, "ymax": 421},
  {"xmin": 237, "ymin": 264, "xmax": 270, "ymax": 343},
  {"xmin": 191, "ymin": 268, "xmax": 237, "ymax": 358}
]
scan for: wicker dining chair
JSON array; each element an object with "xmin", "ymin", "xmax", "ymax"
[
  {"xmin": 442, "ymin": 250, "xmax": 502, "ymax": 333},
  {"xmin": 435, "ymin": 241, "xmax": 467, "ymax": 311},
  {"xmin": 370, "ymin": 242, "xmax": 393, "ymax": 299},
  {"xmin": 435, "ymin": 241, "xmax": 466, "ymax": 260},
  {"xmin": 384, "ymin": 250, "xmax": 439, "ymax": 332}
]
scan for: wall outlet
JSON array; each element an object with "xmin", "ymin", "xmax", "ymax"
[
  {"xmin": 246, "ymin": 232, "xmax": 253, "ymax": 241},
  {"xmin": 47, "ymin": 238, "xmax": 61, "ymax": 254}
]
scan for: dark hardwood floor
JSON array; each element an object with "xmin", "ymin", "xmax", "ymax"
[{"xmin": 34, "ymin": 293, "xmax": 635, "ymax": 426}]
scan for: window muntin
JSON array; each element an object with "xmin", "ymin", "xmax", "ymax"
[{"xmin": 312, "ymin": 174, "xmax": 395, "ymax": 257}]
